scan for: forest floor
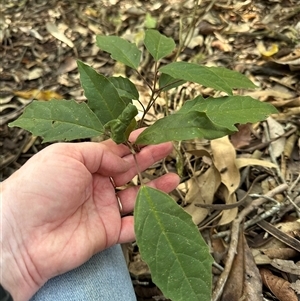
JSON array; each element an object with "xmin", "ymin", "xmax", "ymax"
[{"xmin": 1, "ymin": 0, "xmax": 300, "ymax": 300}]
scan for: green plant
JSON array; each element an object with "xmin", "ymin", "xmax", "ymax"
[{"xmin": 9, "ymin": 29, "xmax": 277, "ymax": 301}]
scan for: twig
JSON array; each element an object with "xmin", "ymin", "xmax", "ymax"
[
  {"xmin": 213, "ymin": 261, "xmax": 224, "ymax": 272},
  {"xmin": 211, "ymin": 183, "xmax": 288, "ymax": 301},
  {"xmin": 285, "ymin": 195, "xmax": 300, "ymax": 216},
  {"xmin": 244, "ymin": 202, "xmax": 282, "ymax": 229},
  {"xmin": 279, "ymin": 195, "xmax": 300, "ymax": 217},
  {"xmin": 288, "ymin": 173, "xmax": 300, "ymax": 194},
  {"xmin": 248, "ymin": 194, "xmax": 279, "ymax": 203},
  {"xmin": 174, "ymin": 0, "xmax": 201, "ymax": 60}
]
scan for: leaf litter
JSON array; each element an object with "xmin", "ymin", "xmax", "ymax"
[{"xmin": 1, "ymin": 0, "xmax": 300, "ymax": 300}]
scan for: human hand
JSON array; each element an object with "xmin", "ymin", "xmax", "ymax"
[{"xmin": 1, "ymin": 130, "xmax": 179, "ymax": 301}]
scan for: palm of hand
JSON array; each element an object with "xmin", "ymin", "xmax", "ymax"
[
  {"xmin": 3, "ymin": 137, "xmax": 179, "ymax": 291},
  {"xmin": 8, "ymin": 147, "xmax": 124, "ymax": 284},
  {"xmin": 27, "ymin": 160, "xmax": 123, "ymax": 280}
]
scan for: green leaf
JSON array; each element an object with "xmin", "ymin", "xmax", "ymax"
[
  {"xmin": 96, "ymin": 35, "xmax": 141, "ymax": 69},
  {"xmin": 9, "ymin": 100, "xmax": 103, "ymax": 142},
  {"xmin": 136, "ymin": 110, "xmax": 230, "ymax": 145},
  {"xmin": 144, "ymin": 29, "xmax": 176, "ymax": 61},
  {"xmin": 144, "ymin": 13, "xmax": 157, "ymax": 29},
  {"xmin": 188, "ymin": 95, "xmax": 278, "ymax": 130},
  {"xmin": 158, "ymin": 73, "xmax": 186, "ymax": 92},
  {"xmin": 135, "ymin": 186, "xmax": 213, "ymax": 301},
  {"xmin": 160, "ymin": 62, "xmax": 256, "ymax": 95},
  {"xmin": 77, "ymin": 61, "xmax": 129, "ymax": 124},
  {"xmin": 108, "ymin": 76, "xmax": 139, "ymax": 100},
  {"xmin": 104, "ymin": 103, "xmax": 138, "ymax": 144}
]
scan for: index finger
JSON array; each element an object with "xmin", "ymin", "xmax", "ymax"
[
  {"xmin": 70, "ymin": 142, "xmax": 131, "ymax": 175},
  {"xmin": 100, "ymin": 128, "xmax": 146, "ymax": 158}
]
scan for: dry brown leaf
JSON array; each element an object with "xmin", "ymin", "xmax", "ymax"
[
  {"xmin": 262, "ymin": 247, "xmax": 299, "ymax": 260},
  {"xmin": 183, "ymin": 140, "xmax": 211, "ymax": 158},
  {"xmin": 269, "ymin": 75, "xmax": 298, "ymax": 91},
  {"xmin": 273, "ymin": 48, "xmax": 300, "ymax": 65},
  {"xmin": 284, "ymin": 107, "xmax": 300, "ymax": 116},
  {"xmin": 27, "ymin": 68, "xmax": 43, "ymax": 81},
  {"xmin": 46, "ymin": 22, "xmax": 74, "ymax": 48},
  {"xmin": 221, "ymin": 229, "xmax": 245, "ymax": 301},
  {"xmin": 0, "ymin": 95, "xmax": 14, "ymax": 104},
  {"xmin": 198, "ymin": 20, "xmax": 222, "ymax": 35},
  {"xmin": 258, "ymin": 220, "xmax": 300, "ymax": 253},
  {"xmin": 185, "ymin": 165, "xmax": 221, "ymax": 225},
  {"xmin": 128, "ymin": 252, "xmax": 150, "ymax": 277},
  {"xmin": 230, "ymin": 123, "xmax": 253, "ymax": 149},
  {"xmin": 266, "ymin": 116, "xmax": 286, "ymax": 158},
  {"xmin": 57, "ymin": 57, "xmax": 78, "ymax": 75},
  {"xmin": 184, "ymin": 28, "xmax": 204, "ymax": 49},
  {"xmin": 235, "ymin": 158, "xmax": 277, "ymax": 169},
  {"xmin": 270, "ymin": 97, "xmax": 300, "ymax": 108},
  {"xmin": 14, "ymin": 89, "xmax": 63, "ymax": 101},
  {"xmin": 211, "ymin": 235, "xmax": 227, "ymax": 264},
  {"xmin": 0, "ymin": 104, "xmax": 19, "ymax": 112},
  {"xmin": 260, "ymin": 268, "xmax": 298, "ymax": 301},
  {"xmin": 222, "ymin": 22, "xmax": 251, "ymax": 34},
  {"xmin": 211, "ymin": 136, "xmax": 240, "ymax": 194},
  {"xmin": 211, "ymin": 136, "xmax": 240, "ymax": 224},
  {"xmin": 252, "ymin": 249, "xmax": 272, "ymax": 265},
  {"xmin": 245, "ymin": 89, "xmax": 296, "ymax": 102},
  {"xmin": 211, "ymin": 36, "xmax": 232, "ymax": 52},
  {"xmin": 284, "ymin": 134, "xmax": 298, "ymax": 159},
  {"xmin": 271, "ymin": 259, "xmax": 300, "ymax": 276},
  {"xmin": 185, "ymin": 165, "xmax": 220, "ymax": 205},
  {"xmin": 243, "ymin": 236, "xmax": 263, "ymax": 301},
  {"xmin": 88, "ymin": 22, "xmax": 103, "ymax": 35}
]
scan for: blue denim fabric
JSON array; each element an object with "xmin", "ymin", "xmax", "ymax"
[{"xmin": 30, "ymin": 245, "xmax": 137, "ymax": 301}]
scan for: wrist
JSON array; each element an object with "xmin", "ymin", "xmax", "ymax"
[
  {"xmin": 1, "ymin": 181, "xmax": 42, "ymax": 301},
  {"xmin": 1, "ymin": 247, "xmax": 39, "ymax": 301},
  {"xmin": 0, "ymin": 285, "xmax": 13, "ymax": 301}
]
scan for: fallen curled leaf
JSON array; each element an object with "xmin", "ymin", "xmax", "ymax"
[
  {"xmin": 270, "ymin": 259, "xmax": 300, "ymax": 276},
  {"xmin": 284, "ymin": 107, "xmax": 300, "ymax": 116},
  {"xmin": 262, "ymin": 247, "xmax": 299, "ymax": 260},
  {"xmin": 257, "ymin": 41, "xmax": 279, "ymax": 57},
  {"xmin": 57, "ymin": 57, "xmax": 78, "ymax": 75},
  {"xmin": 266, "ymin": 116, "xmax": 286, "ymax": 158},
  {"xmin": 46, "ymin": 22, "xmax": 74, "ymax": 48},
  {"xmin": 211, "ymin": 136, "xmax": 239, "ymax": 225},
  {"xmin": 198, "ymin": 20, "xmax": 223, "ymax": 35},
  {"xmin": 27, "ymin": 67, "xmax": 43, "ymax": 80},
  {"xmin": 230, "ymin": 123, "xmax": 253, "ymax": 149},
  {"xmin": 273, "ymin": 48, "xmax": 300, "ymax": 65},
  {"xmin": 283, "ymin": 134, "xmax": 297, "ymax": 159},
  {"xmin": 235, "ymin": 158, "xmax": 277, "ymax": 169},
  {"xmin": 260, "ymin": 268, "xmax": 298, "ymax": 301}
]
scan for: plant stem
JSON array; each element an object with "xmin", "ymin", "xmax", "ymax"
[
  {"xmin": 174, "ymin": 0, "xmax": 200, "ymax": 61},
  {"xmin": 138, "ymin": 61, "xmax": 160, "ymax": 127},
  {"xmin": 125, "ymin": 141, "xmax": 144, "ymax": 185}
]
